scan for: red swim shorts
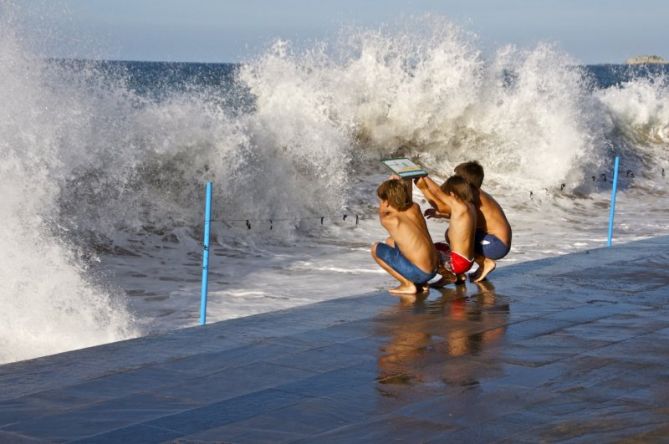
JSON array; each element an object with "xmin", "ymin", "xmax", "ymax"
[{"xmin": 449, "ymin": 251, "xmax": 473, "ymax": 275}]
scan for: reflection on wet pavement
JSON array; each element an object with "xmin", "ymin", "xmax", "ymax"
[
  {"xmin": 377, "ymin": 282, "xmax": 509, "ymax": 391},
  {"xmin": 1, "ymin": 237, "xmax": 669, "ymax": 442}
]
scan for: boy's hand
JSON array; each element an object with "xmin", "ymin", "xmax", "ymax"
[
  {"xmin": 424, "ymin": 208, "xmax": 438, "ymax": 219},
  {"xmin": 413, "ymin": 176, "xmax": 427, "ymax": 188},
  {"xmin": 389, "ymin": 174, "xmax": 401, "ymax": 180}
]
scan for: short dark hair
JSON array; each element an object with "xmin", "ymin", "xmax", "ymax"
[
  {"xmin": 454, "ymin": 161, "xmax": 484, "ymax": 188},
  {"xmin": 441, "ymin": 175, "xmax": 473, "ymax": 203},
  {"xmin": 377, "ymin": 179, "xmax": 412, "ymax": 211}
]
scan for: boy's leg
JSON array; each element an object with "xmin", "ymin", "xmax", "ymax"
[
  {"xmin": 371, "ymin": 243, "xmax": 421, "ymax": 295},
  {"xmin": 444, "ymin": 228, "xmax": 467, "ymax": 283},
  {"xmin": 471, "ymin": 232, "xmax": 507, "ymax": 282},
  {"xmin": 430, "ymin": 238, "xmax": 455, "ymax": 287},
  {"xmin": 471, "ymin": 254, "xmax": 496, "ymax": 282}
]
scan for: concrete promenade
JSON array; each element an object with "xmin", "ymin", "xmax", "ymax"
[{"xmin": 1, "ymin": 237, "xmax": 668, "ymax": 442}]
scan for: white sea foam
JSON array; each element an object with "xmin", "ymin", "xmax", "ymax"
[
  {"xmin": 595, "ymin": 74, "xmax": 669, "ymax": 166},
  {"xmin": 0, "ymin": 10, "xmax": 136, "ymax": 364},
  {"xmin": 240, "ymin": 25, "xmax": 607, "ymax": 190}
]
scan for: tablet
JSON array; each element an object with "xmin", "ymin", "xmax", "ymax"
[{"xmin": 381, "ymin": 158, "xmax": 428, "ymax": 179}]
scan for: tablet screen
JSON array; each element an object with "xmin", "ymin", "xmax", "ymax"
[{"xmin": 382, "ymin": 158, "xmax": 428, "ymax": 179}]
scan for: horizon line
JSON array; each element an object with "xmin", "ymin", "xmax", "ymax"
[{"xmin": 46, "ymin": 56, "xmax": 652, "ymax": 67}]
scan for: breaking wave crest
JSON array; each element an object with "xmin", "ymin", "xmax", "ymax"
[{"xmin": 241, "ymin": 19, "xmax": 667, "ymax": 189}]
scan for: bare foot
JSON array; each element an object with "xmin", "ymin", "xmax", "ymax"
[
  {"xmin": 389, "ymin": 283, "xmax": 419, "ymax": 295},
  {"xmin": 473, "ymin": 258, "xmax": 496, "ymax": 282}
]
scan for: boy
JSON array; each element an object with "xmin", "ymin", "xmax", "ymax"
[
  {"xmin": 371, "ymin": 178, "xmax": 438, "ymax": 295},
  {"xmin": 454, "ymin": 161, "xmax": 512, "ymax": 282},
  {"xmin": 415, "ymin": 175, "xmax": 477, "ymax": 284}
]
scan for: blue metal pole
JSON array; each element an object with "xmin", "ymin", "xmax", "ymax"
[
  {"xmin": 607, "ymin": 156, "xmax": 620, "ymax": 247},
  {"xmin": 200, "ymin": 182, "xmax": 213, "ymax": 325}
]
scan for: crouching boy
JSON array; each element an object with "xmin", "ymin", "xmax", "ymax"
[
  {"xmin": 415, "ymin": 175, "xmax": 478, "ymax": 284},
  {"xmin": 371, "ymin": 179, "xmax": 438, "ymax": 295},
  {"xmin": 453, "ymin": 161, "xmax": 512, "ymax": 282}
]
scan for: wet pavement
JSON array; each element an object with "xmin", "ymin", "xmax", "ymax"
[{"xmin": 1, "ymin": 236, "xmax": 669, "ymax": 443}]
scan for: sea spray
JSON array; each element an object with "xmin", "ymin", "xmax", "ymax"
[
  {"xmin": 0, "ymin": 14, "xmax": 136, "ymax": 364},
  {"xmin": 39, "ymin": 17, "xmax": 669, "ymax": 237},
  {"xmin": 596, "ymin": 74, "xmax": 669, "ymax": 156},
  {"xmin": 239, "ymin": 20, "xmax": 613, "ymax": 190}
]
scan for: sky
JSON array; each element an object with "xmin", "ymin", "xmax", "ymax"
[{"xmin": 13, "ymin": 0, "xmax": 669, "ymax": 64}]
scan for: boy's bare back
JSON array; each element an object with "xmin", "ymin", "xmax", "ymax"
[
  {"xmin": 381, "ymin": 203, "xmax": 438, "ymax": 274},
  {"xmin": 476, "ymin": 189, "xmax": 512, "ymax": 247},
  {"xmin": 445, "ymin": 198, "xmax": 477, "ymax": 260}
]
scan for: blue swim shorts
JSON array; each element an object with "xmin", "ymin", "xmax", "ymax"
[
  {"xmin": 375, "ymin": 243, "xmax": 436, "ymax": 284},
  {"xmin": 474, "ymin": 230, "xmax": 510, "ymax": 260}
]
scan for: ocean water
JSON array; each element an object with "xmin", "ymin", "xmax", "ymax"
[{"xmin": 1, "ymin": 15, "xmax": 668, "ymax": 364}]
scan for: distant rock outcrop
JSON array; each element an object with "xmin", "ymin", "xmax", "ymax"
[{"xmin": 625, "ymin": 55, "xmax": 667, "ymax": 65}]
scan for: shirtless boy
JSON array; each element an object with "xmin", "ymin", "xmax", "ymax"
[
  {"xmin": 415, "ymin": 175, "xmax": 477, "ymax": 284},
  {"xmin": 454, "ymin": 161, "xmax": 512, "ymax": 282},
  {"xmin": 371, "ymin": 179, "xmax": 438, "ymax": 295}
]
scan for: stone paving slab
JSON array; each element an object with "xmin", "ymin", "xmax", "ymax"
[{"xmin": 1, "ymin": 236, "xmax": 669, "ymax": 442}]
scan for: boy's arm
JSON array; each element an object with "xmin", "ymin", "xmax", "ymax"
[{"xmin": 415, "ymin": 176, "xmax": 452, "ymax": 217}]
